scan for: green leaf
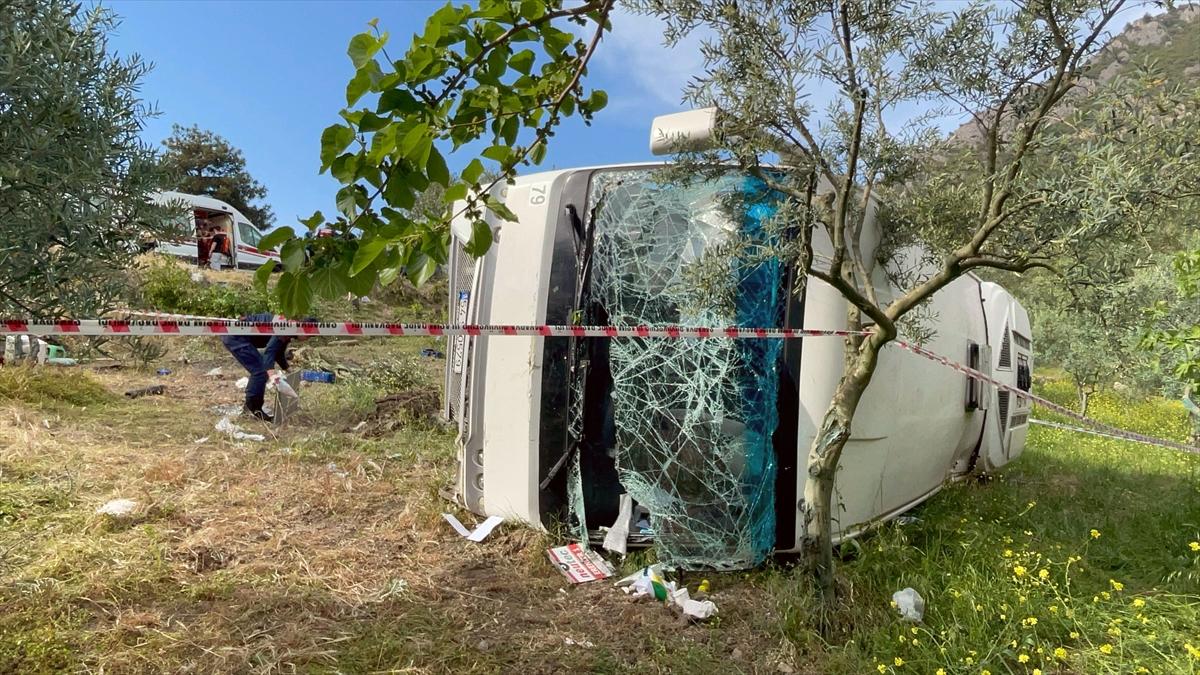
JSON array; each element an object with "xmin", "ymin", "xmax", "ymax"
[
  {"xmin": 336, "ymin": 186, "xmax": 356, "ymax": 218},
  {"xmin": 311, "ymin": 265, "xmax": 349, "ymax": 299},
  {"xmin": 330, "ymin": 153, "xmax": 360, "ymax": 184},
  {"xmin": 300, "ymin": 211, "xmax": 325, "ymax": 232},
  {"xmin": 461, "ymin": 158, "xmax": 484, "ymax": 184},
  {"xmin": 426, "ymin": 145, "xmax": 450, "ymax": 186},
  {"xmin": 464, "ymin": 219, "xmax": 493, "ymax": 257},
  {"xmin": 482, "ymin": 145, "xmax": 510, "ymax": 163},
  {"xmin": 406, "ymin": 252, "xmax": 438, "ymax": 286},
  {"xmin": 530, "ymin": 139, "xmax": 547, "ymax": 165},
  {"xmin": 378, "ymin": 265, "xmax": 401, "ymax": 287},
  {"xmin": 280, "ymin": 239, "xmax": 306, "ymax": 272},
  {"xmin": 320, "ymin": 125, "xmax": 355, "ymax": 170},
  {"xmin": 257, "ymin": 226, "xmax": 295, "ymax": 252},
  {"xmin": 347, "ymin": 33, "xmax": 381, "ymax": 70},
  {"xmin": 509, "ymin": 49, "xmax": 535, "ymax": 75},
  {"xmin": 378, "ymin": 89, "xmax": 420, "ymax": 114},
  {"xmin": 444, "ymin": 183, "xmax": 469, "ymax": 203},
  {"xmin": 346, "ymin": 263, "xmax": 379, "ymax": 296},
  {"xmin": 346, "ymin": 68, "xmax": 372, "ymax": 106},
  {"xmin": 586, "ymin": 89, "xmax": 608, "ymax": 113},
  {"xmin": 254, "ymin": 257, "xmax": 274, "ymax": 291},
  {"xmin": 350, "ymin": 238, "xmax": 388, "ymax": 276},
  {"xmin": 485, "ymin": 196, "xmax": 518, "ymax": 222},
  {"xmin": 401, "ymin": 122, "xmax": 430, "ymax": 157},
  {"xmin": 276, "ymin": 271, "xmax": 314, "ymax": 316}
]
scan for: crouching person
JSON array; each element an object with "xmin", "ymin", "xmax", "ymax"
[{"xmin": 220, "ymin": 312, "xmax": 310, "ymax": 422}]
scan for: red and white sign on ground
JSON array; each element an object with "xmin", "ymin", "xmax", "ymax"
[{"xmin": 546, "ymin": 543, "xmax": 615, "ymax": 584}]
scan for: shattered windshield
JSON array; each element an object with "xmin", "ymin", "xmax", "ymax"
[{"xmin": 572, "ymin": 169, "xmax": 787, "ymax": 570}]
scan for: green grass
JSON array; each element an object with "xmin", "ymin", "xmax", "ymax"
[
  {"xmin": 763, "ymin": 381, "xmax": 1200, "ymax": 674},
  {"xmin": 4, "ymin": 361, "xmax": 1200, "ymax": 673}
]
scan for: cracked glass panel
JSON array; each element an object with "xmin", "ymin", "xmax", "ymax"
[{"xmin": 582, "ymin": 169, "xmax": 786, "ymax": 569}]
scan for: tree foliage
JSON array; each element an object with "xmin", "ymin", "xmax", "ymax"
[
  {"xmin": 626, "ymin": 0, "xmax": 1200, "ymax": 603},
  {"xmin": 160, "ymin": 124, "xmax": 276, "ymax": 229},
  {"xmin": 257, "ymin": 0, "xmax": 613, "ymax": 313},
  {"xmin": 1141, "ymin": 248, "xmax": 1200, "ymax": 394},
  {"xmin": 0, "ymin": 0, "xmax": 175, "ymax": 317}
]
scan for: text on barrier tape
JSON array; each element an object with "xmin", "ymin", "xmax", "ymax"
[{"xmin": 5, "ymin": 317, "xmax": 1197, "ymax": 454}]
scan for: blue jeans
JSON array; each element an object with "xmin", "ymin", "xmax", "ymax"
[{"xmin": 221, "ymin": 336, "xmax": 268, "ymax": 410}]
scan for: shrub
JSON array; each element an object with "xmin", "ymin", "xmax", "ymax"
[{"xmin": 135, "ymin": 256, "xmax": 275, "ymax": 318}]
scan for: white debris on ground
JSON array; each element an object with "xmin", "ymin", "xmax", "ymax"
[
  {"xmin": 615, "ymin": 564, "xmax": 719, "ymax": 621},
  {"xmin": 235, "ymin": 376, "xmax": 249, "ymax": 390},
  {"xmin": 215, "ymin": 416, "xmax": 265, "ymax": 442},
  {"xmin": 892, "ymin": 587, "xmax": 925, "ymax": 622},
  {"xmin": 212, "ymin": 404, "xmax": 243, "ymax": 416},
  {"xmin": 204, "ymin": 367, "xmax": 223, "ymax": 377},
  {"xmin": 95, "ymin": 499, "xmax": 138, "ymax": 518}
]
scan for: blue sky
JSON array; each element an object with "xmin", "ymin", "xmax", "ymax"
[
  {"xmin": 105, "ymin": 1, "xmax": 1158, "ymax": 230},
  {"xmin": 105, "ymin": 1, "xmax": 689, "ymax": 229}
]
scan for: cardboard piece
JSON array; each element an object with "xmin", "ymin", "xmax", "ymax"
[{"xmin": 546, "ymin": 543, "xmax": 614, "ymax": 584}]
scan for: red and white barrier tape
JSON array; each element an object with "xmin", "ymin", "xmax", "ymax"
[
  {"xmin": 5, "ymin": 317, "xmax": 1196, "ymax": 453},
  {"xmin": 892, "ymin": 340, "xmax": 1200, "ymax": 454},
  {"xmin": 0, "ymin": 319, "xmax": 865, "ymax": 340}
]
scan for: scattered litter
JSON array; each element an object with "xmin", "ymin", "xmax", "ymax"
[
  {"xmin": 564, "ymin": 637, "xmax": 596, "ymax": 648},
  {"xmin": 95, "ymin": 498, "xmax": 138, "ymax": 518},
  {"xmin": 215, "ymin": 416, "xmax": 265, "ymax": 442},
  {"xmin": 615, "ymin": 564, "xmax": 718, "ymax": 621},
  {"xmin": 892, "ymin": 587, "xmax": 925, "ymax": 622},
  {"xmin": 603, "ymin": 493, "xmax": 633, "ymax": 555},
  {"xmin": 124, "ymin": 385, "xmax": 165, "ymax": 399},
  {"xmin": 194, "ymin": 436, "xmax": 209, "ymax": 444},
  {"xmin": 670, "ymin": 586, "xmax": 719, "ymax": 621},
  {"xmin": 274, "ymin": 374, "xmax": 299, "ymax": 399},
  {"xmin": 301, "ymin": 369, "xmax": 336, "ymax": 384},
  {"xmin": 352, "ymin": 421, "xmax": 367, "ymax": 431},
  {"xmin": 547, "ymin": 543, "xmax": 615, "ymax": 583},
  {"xmin": 895, "ymin": 516, "xmax": 921, "ymax": 526},
  {"xmin": 156, "ymin": 368, "xmax": 171, "ymax": 376},
  {"xmin": 698, "ymin": 579, "xmax": 711, "ymax": 593},
  {"xmin": 442, "ymin": 513, "xmax": 504, "ymax": 542},
  {"xmin": 213, "ymin": 403, "xmax": 242, "ymax": 416},
  {"xmin": 326, "ymin": 462, "xmax": 349, "ymax": 478},
  {"xmin": 420, "ymin": 347, "xmax": 445, "ymax": 359},
  {"xmin": 616, "ymin": 564, "xmax": 669, "ymax": 600},
  {"xmin": 235, "ymin": 376, "xmax": 249, "ymax": 390},
  {"xmin": 205, "ymin": 367, "xmax": 224, "ymax": 377}
]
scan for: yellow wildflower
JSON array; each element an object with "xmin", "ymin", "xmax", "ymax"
[
  {"xmin": 1101, "ymin": 591, "xmax": 1111, "ymax": 600},
  {"xmin": 1054, "ymin": 647, "xmax": 1068, "ymax": 659},
  {"xmin": 1070, "ymin": 631, "xmax": 1080, "ymax": 639},
  {"xmin": 974, "ymin": 604, "xmax": 983, "ymax": 612},
  {"xmin": 965, "ymin": 657, "xmax": 975, "ymax": 665},
  {"xmin": 1190, "ymin": 541, "xmax": 1200, "ymax": 552},
  {"xmin": 1109, "ymin": 627, "xmax": 1122, "ymax": 637},
  {"xmin": 982, "ymin": 670, "xmax": 991, "ymax": 675},
  {"xmin": 936, "ymin": 670, "xmax": 945, "ymax": 675},
  {"xmin": 1003, "ymin": 549, "xmax": 1014, "ymax": 558},
  {"xmin": 1033, "ymin": 670, "xmax": 1043, "ymax": 675},
  {"xmin": 1099, "ymin": 644, "xmax": 1114, "ymax": 655},
  {"xmin": 910, "ymin": 627, "xmax": 918, "ymax": 635},
  {"xmin": 1018, "ymin": 654, "xmax": 1030, "ymax": 663},
  {"xmin": 1013, "ymin": 565, "xmax": 1027, "ymax": 577},
  {"xmin": 1186, "ymin": 643, "xmax": 1200, "ymax": 659},
  {"xmin": 1136, "ymin": 668, "xmax": 1149, "ymax": 674},
  {"xmin": 876, "ymin": 665, "xmax": 886, "ymax": 674},
  {"xmin": 894, "ymin": 657, "xmax": 905, "ymax": 667},
  {"xmin": 1022, "ymin": 616, "xmax": 1038, "ymax": 627},
  {"xmin": 1049, "ymin": 605, "xmax": 1059, "ymax": 613},
  {"xmin": 1132, "ymin": 598, "xmax": 1146, "ymax": 608},
  {"xmin": 1038, "ymin": 568, "xmax": 1050, "ymax": 580},
  {"xmin": 1110, "ymin": 579, "xmax": 1124, "ymax": 591},
  {"xmin": 1009, "ymin": 640, "xmax": 1017, "ymax": 649},
  {"xmin": 1090, "ymin": 529, "xmax": 1102, "ymax": 539}
]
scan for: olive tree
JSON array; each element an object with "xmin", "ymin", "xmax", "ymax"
[
  {"xmin": 624, "ymin": 0, "xmax": 1200, "ymax": 604},
  {"xmin": 0, "ymin": 0, "xmax": 175, "ymax": 317}
]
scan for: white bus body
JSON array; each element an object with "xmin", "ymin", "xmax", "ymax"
[{"xmin": 443, "ymin": 164, "xmax": 1032, "ymax": 566}]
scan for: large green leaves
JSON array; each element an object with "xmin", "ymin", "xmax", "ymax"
[{"xmin": 262, "ymin": 1, "xmax": 614, "ymax": 316}]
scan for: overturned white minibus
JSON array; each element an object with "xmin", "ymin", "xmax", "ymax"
[{"xmin": 443, "ymin": 122, "xmax": 1032, "ymax": 570}]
